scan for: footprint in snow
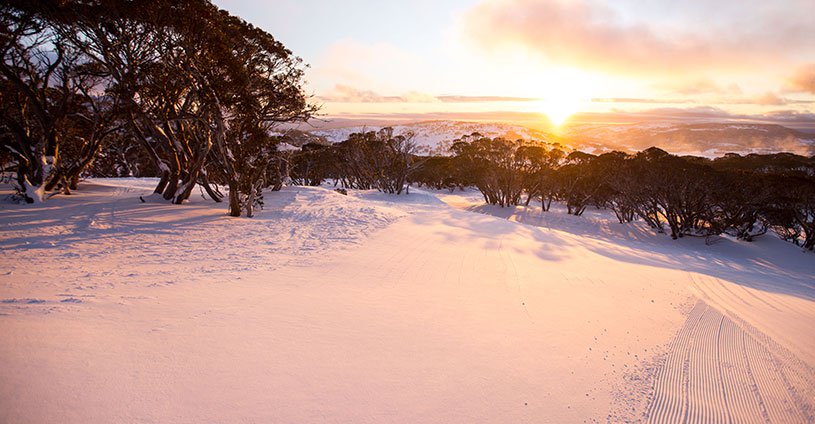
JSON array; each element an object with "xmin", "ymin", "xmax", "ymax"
[
  {"xmin": 60, "ymin": 298, "xmax": 82, "ymax": 303},
  {"xmin": 1, "ymin": 298, "xmax": 46, "ymax": 304}
]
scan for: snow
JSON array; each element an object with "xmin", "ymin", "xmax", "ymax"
[
  {"xmin": 276, "ymin": 142, "xmax": 300, "ymax": 152},
  {"xmin": 1, "ymin": 180, "xmax": 813, "ymax": 423},
  {"xmin": 22, "ymin": 177, "xmax": 45, "ymax": 203}
]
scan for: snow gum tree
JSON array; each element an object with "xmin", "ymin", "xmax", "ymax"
[
  {"xmin": 289, "ymin": 142, "xmax": 333, "ymax": 187},
  {"xmin": 516, "ymin": 144, "xmax": 563, "ymax": 211},
  {"xmin": 332, "ymin": 128, "xmax": 421, "ymax": 194},
  {"xmin": 761, "ymin": 173, "xmax": 815, "ymax": 250},
  {"xmin": 591, "ymin": 151, "xmax": 637, "ymax": 223},
  {"xmin": 410, "ymin": 156, "xmax": 464, "ymax": 191},
  {"xmin": 451, "ymin": 135, "xmax": 538, "ymax": 207},
  {"xmin": 12, "ymin": 0, "xmax": 316, "ymax": 216},
  {"xmin": 202, "ymin": 9, "xmax": 317, "ymax": 216},
  {"xmin": 553, "ymin": 151, "xmax": 600, "ymax": 216},
  {"xmin": 0, "ymin": 6, "xmax": 113, "ymax": 202}
]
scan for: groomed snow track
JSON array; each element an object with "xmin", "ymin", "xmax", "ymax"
[{"xmin": 646, "ymin": 299, "xmax": 815, "ymax": 423}]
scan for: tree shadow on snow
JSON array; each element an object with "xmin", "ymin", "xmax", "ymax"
[{"xmin": 455, "ymin": 200, "xmax": 815, "ymax": 302}]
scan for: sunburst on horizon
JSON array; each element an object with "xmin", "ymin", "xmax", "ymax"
[{"xmin": 530, "ymin": 68, "xmax": 593, "ymax": 130}]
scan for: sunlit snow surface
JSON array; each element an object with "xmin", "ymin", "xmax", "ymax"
[{"xmin": 1, "ymin": 179, "xmax": 813, "ymax": 423}]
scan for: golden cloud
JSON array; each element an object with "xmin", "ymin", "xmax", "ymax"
[{"xmin": 785, "ymin": 64, "xmax": 815, "ymax": 94}]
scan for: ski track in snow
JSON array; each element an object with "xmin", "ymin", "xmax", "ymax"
[{"xmin": 646, "ymin": 299, "xmax": 815, "ymax": 424}]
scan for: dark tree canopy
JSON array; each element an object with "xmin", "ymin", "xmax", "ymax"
[{"xmin": 1, "ymin": 0, "xmax": 317, "ymax": 215}]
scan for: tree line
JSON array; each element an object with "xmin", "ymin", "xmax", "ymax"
[
  {"xmin": 226, "ymin": 131, "xmax": 812, "ymax": 251},
  {"xmin": 2, "ymin": 2, "xmax": 813, "ymax": 250},
  {"xmin": 410, "ymin": 135, "xmax": 814, "ymax": 250}
]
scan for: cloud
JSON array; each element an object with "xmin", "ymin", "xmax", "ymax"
[
  {"xmin": 754, "ymin": 92, "xmax": 789, "ymax": 106},
  {"xmin": 785, "ymin": 64, "xmax": 815, "ymax": 94},
  {"xmin": 319, "ymin": 85, "xmax": 408, "ymax": 103},
  {"xmin": 318, "ymin": 85, "xmax": 441, "ymax": 103},
  {"xmin": 319, "ymin": 85, "xmax": 541, "ymax": 104},
  {"xmin": 707, "ymin": 92, "xmax": 813, "ymax": 106},
  {"xmin": 458, "ymin": 0, "xmax": 815, "ymax": 75},
  {"xmin": 436, "ymin": 95, "xmax": 538, "ymax": 103},
  {"xmin": 322, "ymin": 88, "xmax": 811, "ymax": 107},
  {"xmin": 310, "ymin": 40, "xmax": 432, "ymax": 95},
  {"xmin": 655, "ymin": 79, "xmax": 743, "ymax": 96},
  {"xmin": 591, "ymin": 98, "xmax": 694, "ymax": 104}
]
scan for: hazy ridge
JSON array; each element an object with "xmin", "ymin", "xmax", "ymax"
[{"xmin": 295, "ymin": 120, "xmax": 815, "ymax": 157}]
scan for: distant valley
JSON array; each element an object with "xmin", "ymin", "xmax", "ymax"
[{"xmin": 286, "ymin": 120, "xmax": 815, "ymax": 157}]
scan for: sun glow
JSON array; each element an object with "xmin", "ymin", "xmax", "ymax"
[
  {"xmin": 539, "ymin": 95, "xmax": 584, "ymax": 127},
  {"xmin": 532, "ymin": 68, "xmax": 594, "ymax": 129}
]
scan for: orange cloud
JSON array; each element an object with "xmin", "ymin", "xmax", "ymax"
[
  {"xmin": 754, "ymin": 92, "xmax": 789, "ymax": 106},
  {"xmin": 655, "ymin": 79, "xmax": 743, "ymax": 96},
  {"xmin": 785, "ymin": 64, "xmax": 815, "ymax": 94}
]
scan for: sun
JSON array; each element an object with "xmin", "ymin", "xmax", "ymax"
[
  {"xmin": 531, "ymin": 68, "xmax": 593, "ymax": 129},
  {"xmin": 539, "ymin": 94, "xmax": 583, "ymax": 127}
]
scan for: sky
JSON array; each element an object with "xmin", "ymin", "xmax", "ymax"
[{"xmin": 214, "ymin": 0, "xmax": 815, "ymax": 130}]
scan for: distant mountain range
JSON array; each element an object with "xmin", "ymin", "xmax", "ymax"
[
  {"xmin": 563, "ymin": 123, "xmax": 815, "ymax": 157},
  {"xmin": 283, "ymin": 120, "xmax": 815, "ymax": 157},
  {"xmin": 306, "ymin": 121, "xmax": 552, "ymax": 155}
]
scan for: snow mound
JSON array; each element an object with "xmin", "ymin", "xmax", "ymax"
[
  {"xmin": 0, "ymin": 179, "xmax": 406, "ymax": 287},
  {"xmin": 351, "ymin": 187, "xmax": 448, "ymax": 207}
]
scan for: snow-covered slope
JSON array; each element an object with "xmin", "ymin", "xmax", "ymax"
[
  {"xmin": 0, "ymin": 179, "xmax": 404, "ymax": 276},
  {"xmin": 1, "ymin": 180, "xmax": 813, "ymax": 423},
  {"xmin": 448, "ymin": 191, "xmax": 815, "ymax": 423}
]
